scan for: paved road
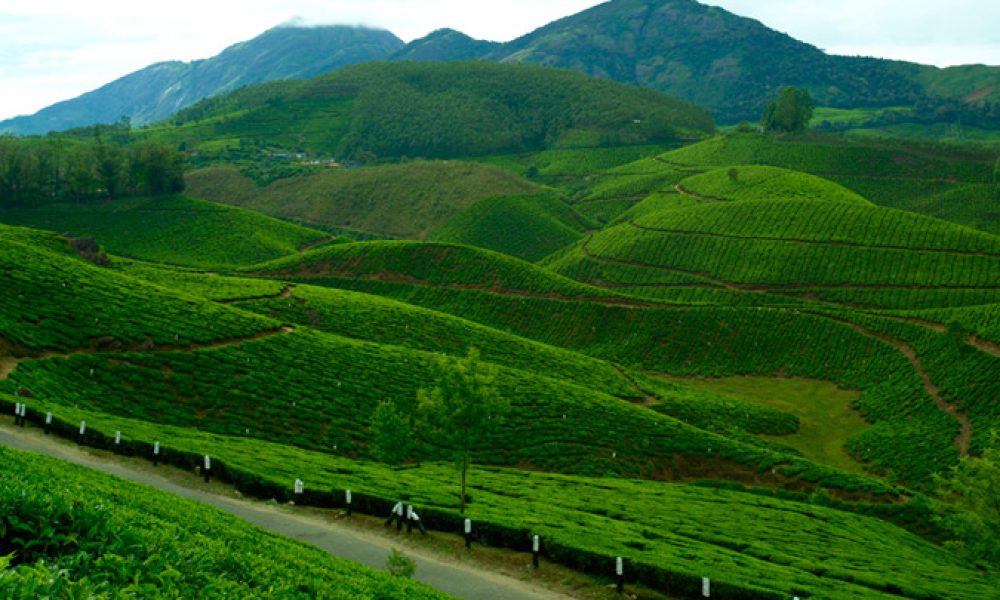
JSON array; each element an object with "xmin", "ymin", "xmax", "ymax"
[{"xmin": 0, "ymin": 423, "xmax": 566, "ymax": 600}]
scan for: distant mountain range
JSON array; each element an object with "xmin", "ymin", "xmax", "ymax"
[
  {"xmin": 0, "ymin": 25, "xmax": 404, "ymax": 135},
  {"xmin": 5, "ymin": 0, "xmax": 1000, "ymax": 134},
  {"xmin": 397, "ymin": 0, "xmax": 1000, "ymax": 124}
]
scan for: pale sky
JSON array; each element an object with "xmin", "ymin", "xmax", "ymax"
[{"xmin": 2, "ymin": 0, "xmax": 1000, "ymax": 121}]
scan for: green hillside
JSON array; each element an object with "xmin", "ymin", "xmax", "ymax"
[
  {"xmin": 678, "ymin": 165, "xmax": 872, "ymax": 205},
  {"xmin": 0, "ymin": 447, "xmax": 450, "ymax": 599},
  {"xmin": 553, "ymin": 198, "xmax": 1000, "ymax": 309},
  {"xmin": 247, "ymin": 240, "xmax": 627, "ymax": 301},
  {"xmin": 430, "ymin": 193, "xmax": 591, "ymax": 261},
  {"xmin": 185, "ymin": 161, "xmax": 539, "ymax": 239},
  {"xmin": 616, "ymin": 134, "xmax": 1000, "ymax": 234},
  {"xmin": 142, "ymin": 61, "xmax": 715, "ymax": 161},
  {"xmin": 0, "ymin": 195, "xmax": 328, "ymax": 269}
]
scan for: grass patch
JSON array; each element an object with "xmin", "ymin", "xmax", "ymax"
[{"xmin": 657, "ymin": 376, "xmax": 869, "ymax": 474}]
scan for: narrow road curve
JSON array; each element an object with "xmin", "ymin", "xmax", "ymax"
[{"xmin": 0, "ymin": 423, "xmax": 568, "ymax": 600}]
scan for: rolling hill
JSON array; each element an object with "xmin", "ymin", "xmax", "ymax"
[
  {"xmin": 184, "ymin": 162, "xmax": 540, "ymax": 240},
  {"xmin": 0, "ymin": 195, "xmax": 330, "ymax": 269},
  {"xmin": 429, "ymin": 193, "xmax": 592, "ymax": 261},
  {"xmin": 3, "ymin": 181, "xmax": 1000, "ymax": 597},
  {"xmin": 140, "ymin": 61, "xmax": 716, "ymax": 161},
  {"xmin": 0, "ymin": 25, "xmax": 404, "ymax": 135}
]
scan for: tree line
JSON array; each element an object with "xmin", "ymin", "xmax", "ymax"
[{"xmin": 0, "ymin": 134, "xmax": 185, "ymax": 207}]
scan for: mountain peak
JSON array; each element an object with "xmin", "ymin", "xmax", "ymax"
[{"xmin": 0, "ymin": 24, "xmax": 404, "ymax": 136}]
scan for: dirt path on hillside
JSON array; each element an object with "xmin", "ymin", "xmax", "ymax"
[
  {"xmin": 968, "ymin": 334, "xmax": 1000, "ymax": 359},
  {"xmin": 0, "ymin": 424, "xmax": 568, "ymax": 600},
  {"xmin": 298, "ymin": 237, "xmax": 336, "ymax": 252},
  {"xmin": 673, "ymin": 184, "xmax": 728, "ymax": 202},
  {"xmin": 627, "ymin": 221, "xmax": 1000, "ymax": 259},
  {"xmin": 0, "ymin": 326, "xmax": 294, "ymax": 383},
  {"xmin": 811, "ymin": 313, "xmax": 972, "ymax": 456},
  {"xmin": 219, "ymin": 284, "xmax": 296, "ymax": 304}
]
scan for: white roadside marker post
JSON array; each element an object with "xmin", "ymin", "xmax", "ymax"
[
  {"xmin": 702, "ymin": 577, "xmax": 710, "ymax": 598},
  {"xmin": 203, "ymin": 455, "xmax": 212, "ymax": 483},
  {"xmin": 346, "ymin": 489, "xmax": 352, "ymax": 516},
  {"xmin": 45, "ymin": 412, "xmax": 52, "ymax": 434},
  {"xmin": 464, "ymin": 518, "xmax": 473, "ymax": 549},
  {"xmin": 78, "ymin": 420, "xmax": 86, "ymax": 444},
  {"xmin": 532, "ymin": 535, "xmax": 540, "ymax": 569},
  {"xmin": 616, "ymin": 557, "xmax": 624, "ymax": 594},
  {"xmin": 153, "ymin": 441, "xmax": 160, "ymax": 466}
]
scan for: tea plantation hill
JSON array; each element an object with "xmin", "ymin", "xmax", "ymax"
[
  {"xmin": 429, "ymin": 192, "xmax": 594, "ymax": 261},
  {"xmin": 0, "ymin": 195, "xmax": 331, "ymax": 270},
  {"xmin": 3, "ymin": 224, "xmax": 999, "ymax": 597},
  {"xmin": 0, "ymin": 447, "xmax": 451, "ymax": 599},
  {"xmin": 137, "ymin": 61, "xmax": 715, "ymax": 162},
  {"xmin": 1, "ymin": 223, "xmax": 893, "ymax": 489},
  {"xmin": 185, "ymin": 161, "xmax": 541, "ymax": 240},
  {"xmin": 655, "ymin": 132, "xmax": 1000, "ymax": 236},
  {"xmin": 250, "ymin": 212, "xmax": 1000, "ymax": 482},
  {"xmin": 0, "ymin": 24, "xmax": 405, "ymax": 136}
]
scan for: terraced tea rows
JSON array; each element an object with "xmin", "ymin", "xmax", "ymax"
[
  {"xmin": 0, "ymin": 196, "xmax": 327, "ymax": 269},
  {"xmin": 553, "ymin": 199, "xmax": 1000, "ymax": 309},
  {"xmin": 3, "ymin": 405, "xmax": 992, "ymax": 599}
]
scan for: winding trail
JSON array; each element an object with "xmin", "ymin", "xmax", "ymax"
[
  {"xmin": 968, "ymin": 334, "xmax": 1000, "ymax": 359},
  {"xmin": 674, "ymin": 184, "xmax": 727, "ymax": 202},
  {"xmin": 0, "ymin": 326, "xmax": 295, "ymax": 383},
  {"xmin": 809, "ymin": 312, "xmax": 972, "ymax": 456},
  {"xmin": 219, "ymin": 284, "xmax": 296, "ymax": 304},
  {"xmin": 0, "ymin": 423, "xmax": 566, "ymax": 600}
]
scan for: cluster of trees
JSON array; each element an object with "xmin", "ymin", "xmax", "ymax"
[
  {"xmin": 371, "ymin": 348, "xmax": 510, "ymax": 513},
  {"xmin": 0, "ymin": 135, "xmax": 185, "ymax": 207},
  {"xmin": 761, "ymin": 87, "xmax": 814, "ymax": 133}
]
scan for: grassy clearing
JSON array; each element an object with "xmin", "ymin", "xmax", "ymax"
[{"xmin": 656, "ymin": 376, "xmax": 869, "ymax": 474}]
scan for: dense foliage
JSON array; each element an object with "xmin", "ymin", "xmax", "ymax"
[
  {"xmin": 0, "ymin": 135, "xmax": 184, "ymax": 207},
  {"xmin": 152, "ymin": 61, "xmax": 715, "ymax": 162},
  {"xmin": 761, "ymin": 88, "xmax": 814, "ymax": 133}
]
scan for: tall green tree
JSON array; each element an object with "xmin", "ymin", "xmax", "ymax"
[
  {"xmin": 417, "ymin": 348, "xmax": 510, "ymax": 513},
  {"xmin": 934, "ymin": 432, "xmax": 1000, "ymax": 565},
  {"xmin": 761, "ymin": 87, "xmax": 814, "ymax": 133},
  {"xmin": 370, "ymin": 400, "xmax": 413, "ymax": 466}
]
